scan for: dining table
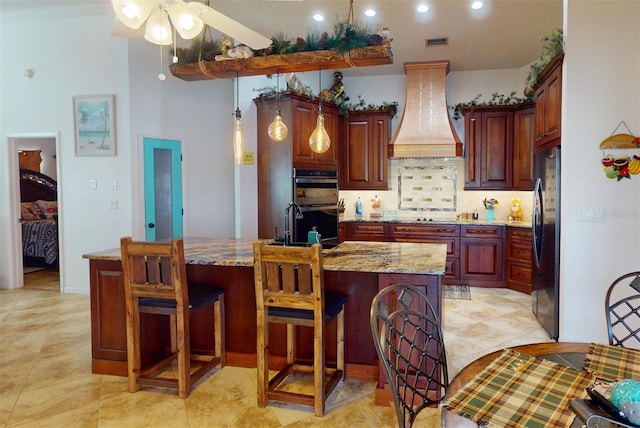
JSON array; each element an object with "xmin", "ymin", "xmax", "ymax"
[{"xmin": 442, "ymin": 342, "xmax": 591, "ymax": 428}]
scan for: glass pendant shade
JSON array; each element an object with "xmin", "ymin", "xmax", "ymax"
[
  {"xmin": 167, "ymin": 3, "xmax": 204, "ymax": 39},
  {"xmin": 268, "ymin": 108, "xmax": 288, "ymax": 142},
  {"xmin": 233, "ymin": 108, "xmax": 245, "ymax": 164},
  {"xmin": 145, "ymin": 8, "xmax": 172, "ymax": 46},
  {"xmin": 309, "ymin": 105, "xmax": 331, "ymax": 153},
  {"xmin": 112, "ymin": 1, "xmax": 154, "ymax": 29}
]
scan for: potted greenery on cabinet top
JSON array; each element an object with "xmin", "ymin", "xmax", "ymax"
[{"xmin": 448, "ymin": 28, "xmax": 563, "ymax": 120}]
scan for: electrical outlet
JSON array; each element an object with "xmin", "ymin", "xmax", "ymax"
[
  {"xmin": 577, "ymin": 207, "xmax": 605, "ymax": 222},
  {"xmin": 110, "ymin": 200, "xmax": 119, "ymax": 210}
]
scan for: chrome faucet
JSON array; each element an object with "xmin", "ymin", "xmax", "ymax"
[{"xmin": 284, "ymin": 202, "xmax": 303, "ymax": 246}]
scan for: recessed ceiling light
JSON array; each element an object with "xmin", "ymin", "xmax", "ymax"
[
  {"xmin": 417, "ymin": 4, "xmax": 429, "ymax": 13},
  {"xmin": 471, "ymin": 1, "xmax": 484, "ymax": 10},
  {"xmin": 364, "ymin": 9, "xmax": 376, "ymax": 17},
  {"xmin": 313, "ymin": 14, "xmax": 325, "ymax": 22}
]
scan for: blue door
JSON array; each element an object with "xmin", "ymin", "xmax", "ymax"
[{"xmin": 143, "ymin": 138, "xmax": 183, "ymax": 241}]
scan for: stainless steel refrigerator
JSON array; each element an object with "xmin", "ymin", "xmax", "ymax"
[{"xmin": 532, "ymin": 146, "xmax": 560, "ymax": 339}]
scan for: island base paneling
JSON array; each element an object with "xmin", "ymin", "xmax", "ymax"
[{"xmin": 89, "ymin": 259, "xmax": 441, "ymax": 385}]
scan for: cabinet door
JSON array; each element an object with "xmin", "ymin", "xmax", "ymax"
[
  {"xmin": 464, "ymin": 112, "xmax": 481, "ymax": 189},
  {"xmin": 90, "ymin": 262, "xmax": 127, "ymax": 362},
  {"xmin": 513, "ymin": 107, "xmax": 535, "ymax": 190},
  {"xmin": 291, "ymin": 99, "xmax": 318, "ymax": 164},
  {"xmin": 460, "ymin": 239, "xmax": 504, "ymax": 283},
  {"xmin": 342, "ymin": 115, "xmax": 371, "ymax": 187},
  {"xmin": 543, "ymin": 66, "xmax": 562, "ymax": 143},
  {"xmin": 460, "ymin": 225, "xmax": 504, "ymax": 284},
  {"xmin": 481, "ymin": 110, "xmax": 513, "ymax": 189},
  {"xmin": 534, "ymin": 55, "xmax": 562, "ymax": 152},
  {"xmin": 291, "ymin": 99, "xmax": 338, "ymax": 167},
  {"xmin": 315, "ymin": 103, "xmax": 339, "ymax": 166},
  {"xmin": 464, "ymin": 109, "xmax": 513, "ymax": 190},
  {"xmin": 341, "ymin": 111, "xmax": 390, "ymax": 190}
]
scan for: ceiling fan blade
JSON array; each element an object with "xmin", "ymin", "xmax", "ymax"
[{"xmin": 188, "ymin": 2, "xmax": 272, "ymax": 50}]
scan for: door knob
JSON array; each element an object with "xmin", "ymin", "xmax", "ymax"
[{"xmin": 148, "ymin": 223, "xmax": 155, "ymax": 228}]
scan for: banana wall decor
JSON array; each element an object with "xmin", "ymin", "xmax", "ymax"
[{"xmin": 599, "ymin": 121, "xmax": 640, "ymax": 181}]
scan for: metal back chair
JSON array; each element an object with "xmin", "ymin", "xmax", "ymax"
[
  {"xmin": 370, "ymin": 284, "xmax": 448, "ymax": 428},
  {"xmin": 605, "ymin": 271, "xmax": 640, "ymax": 349}
]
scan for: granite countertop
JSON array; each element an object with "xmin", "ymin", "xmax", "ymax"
[
  {"xmin": 83, "ymin": 238, "xmax": 447, "ymax": 275},
  {"xmin": 340, "ymin": 215, "xmax": 532, "ymax": 228}
]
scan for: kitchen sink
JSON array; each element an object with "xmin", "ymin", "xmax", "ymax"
[{"xmin": 268, "ymin": 241, "xmax": 339, "ymax": 250}]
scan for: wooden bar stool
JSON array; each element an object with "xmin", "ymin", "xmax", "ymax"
[
  {"xmin": 120, "ymin": 237, "xmax": 225, "ymax": 399},
  {"xmin": 252, "ymin": 241, "xmax": 346, "ymax": 416}
]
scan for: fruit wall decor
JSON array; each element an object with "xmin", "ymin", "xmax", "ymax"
[{"xmin": 599, "ymin": 121, "xmax": 640, "ymax": 181}]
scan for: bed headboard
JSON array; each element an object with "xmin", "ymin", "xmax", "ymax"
[{"xmin": 20, "ymin": 169, "xmax": 57, "ymax": 203}]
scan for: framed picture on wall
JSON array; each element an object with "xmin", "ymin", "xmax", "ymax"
[{"xmin": 73, "ymin": 94, "xmax": 116, "ymax": 156}]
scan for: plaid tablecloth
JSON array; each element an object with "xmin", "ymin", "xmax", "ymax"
[
  {"xmin": 444, "ymin": 349, "xmax": 595, "ymax": 428},
  {"xmin": 583, "ymin": 343, "xmax": 640, "ymax": 381}
]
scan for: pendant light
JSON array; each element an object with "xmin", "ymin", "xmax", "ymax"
[
  {"xmin": 233, "ymin": 74, "xmax": 245, "ymax": 164},
  {"xmin": 309, "ymin": 69, "xmax": 331, "ymax": 153},
  {"xmin": 268, "ymin": 72, "xmax": 288, "ymax": 142}
]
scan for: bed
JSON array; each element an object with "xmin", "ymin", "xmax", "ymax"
[{"xmin": 19, "ymin": 169, "xmax": 59, "ymax": 267}]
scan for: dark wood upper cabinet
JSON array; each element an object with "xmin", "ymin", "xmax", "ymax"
[
  {"xmin": 289, "ymin": 97, "xmax": 339, "ymax": 167},
  {"xmin": 512, "ymin": 106, "xmax": 536, "ymax": 190},
  {"xmin": 533, "ymin": 54, "xmax": 563, "ymax": 152},
  {"xmin": 463, "ymin": 103, "xmax": 535, "ymax": 191},
  {"xmin": 340, "ymin": 109, "xmax": 394, "ymax": 190},
  {"xmin": 255, "ymin": 92, "xmax": 339, "ymax": 170}
]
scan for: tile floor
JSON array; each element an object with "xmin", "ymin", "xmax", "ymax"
[{"xmin": 1, "ymin": 271, "xmax": 553, "ymax": 427}]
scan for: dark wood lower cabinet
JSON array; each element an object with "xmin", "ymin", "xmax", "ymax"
[
  {"xmin": 460, "ymin": 224, "xmax": 504, "ymax": 286},
  {"xmin": 506, "ymin": 227, "xmax": 533, "ymax": 294},
  {"xmin": 388, "ymin": 223, "xmax": 460, "ymax": 283},
  {"xmin": 345, "ymin": 221, "xmax": 511, "ymax": 288},
  {"xmin": 88, "ymin": 258, "xmax": 442, "ymax": 392}
]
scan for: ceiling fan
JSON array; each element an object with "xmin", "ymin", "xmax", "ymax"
[{"xmin": 111, "ymin": 0, "xmax": 272, "ymax": 50}]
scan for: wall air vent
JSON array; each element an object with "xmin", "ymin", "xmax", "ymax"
[{"xmin": 425, "ymin": 37, "xmax": 448, "ymax": 47}]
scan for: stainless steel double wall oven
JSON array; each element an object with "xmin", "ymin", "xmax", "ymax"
[{"xmin": 291, "ymin": 168, "xmax": 339, "ymax": 245}]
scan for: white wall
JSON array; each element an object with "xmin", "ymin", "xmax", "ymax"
[
  {"xmin": 126, "ymin": 39, "xmax": 236, "ymax": 240},
  {"xmin": 560, "ymin": 0, "xmax": 640, "ymax": 342},
  {"xmin": 0, "ymin": 15, "xmax": 132, "ymax": 293}
]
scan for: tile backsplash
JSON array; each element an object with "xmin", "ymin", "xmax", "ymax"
[
  {"xmin": 340, "ymin": 158, "xmax": 533, "ymax": 221},
  {"xmin": 397, "ymin": 164, "xmax": 457, "ymax": 212}
]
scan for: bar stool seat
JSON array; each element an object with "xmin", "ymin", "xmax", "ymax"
[
  {"xmin": 253, "ymin": 241, "xmax": 346, "ymax": 417},
  {"xmin": 120, "ymin": 236, "xmax": 225, "ymax": 399}
]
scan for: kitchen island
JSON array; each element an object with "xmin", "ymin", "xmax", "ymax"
[{"xmin": 84, "ymin": 239, "xmax": 446, "ymax": 400}]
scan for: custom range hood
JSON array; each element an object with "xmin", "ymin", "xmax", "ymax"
[{"xmin": 388, "ymin": 61, "xmax": 463, "ymax": 158}]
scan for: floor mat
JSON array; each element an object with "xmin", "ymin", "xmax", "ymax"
[{"xmin": 443, "ymin": 285, "xmax": 471, "ymax": 300}]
